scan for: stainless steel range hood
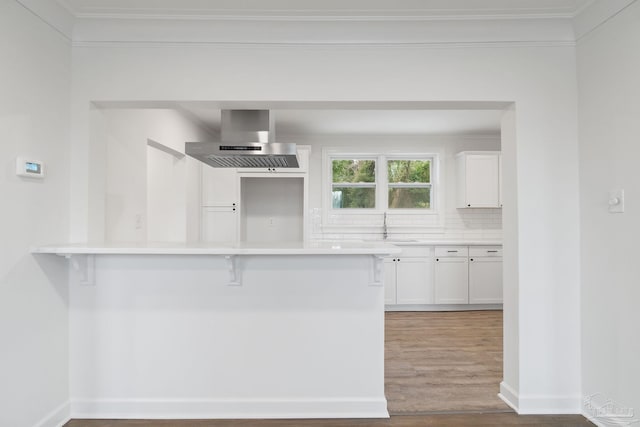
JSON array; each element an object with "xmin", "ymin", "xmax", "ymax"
[{"xmin": 185, "ymin": 110, "xmax": 299, "ymax": 168}]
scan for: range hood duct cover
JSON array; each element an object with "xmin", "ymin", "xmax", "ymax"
[{"xmin": 185, "ymin": 110, "xmax": 299, "ymax": 168}]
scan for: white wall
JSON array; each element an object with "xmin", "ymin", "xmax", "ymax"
[
  {"xmin": 279, "ymin": 133, "xmax": 502, "ymax": 240},
  {"xmin": 69, "ymin": 43, "xmax": 581, "ymax": 413},
  {"xmin": 241, "ymin": 177, "xmax": 304, "ymax": 242},
  {"xmin": 0, "ymin": 1, "xmax": 71, "ymax": 426},
  {"xmin": 577, "ymin": 1, "xmax": 640, "ymax": 419},
  {"xmin": 98, "ymin": 108, "xmax": 213, "ymax": 242}
]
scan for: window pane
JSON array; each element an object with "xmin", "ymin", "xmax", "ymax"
[
  {"xmin": 332, "ymin": 159, "xmax": 376, "ymax": 183},
  {"xmin": 387, "ymin": 160, "xmax": 430, "ymax": 183},
  {"xmin": 332, "ymin": 187, "xmax": 376, "ymax": 208},
  {"xmin": 388, "ymin": 187, "xmax": 431, "ymax": 209}
]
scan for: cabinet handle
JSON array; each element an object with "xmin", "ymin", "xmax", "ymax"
[
  {"xmin": 398, "ymin": 258, "xmax": 401, "ymax": 262},
  {"xmin": 436, "ymin": 258, "xmax": 439, "ymax": 262},
  {"xmin": 447, "ymin": 250, "xmax": 458, "ymax": 253},
  {"xmin": 487, "ymin": 250, "xmax": 498, "ymax": 253},
  {"xmin": 232, "ymin": 203, "xmax": 236, "ymax": 206},
  {"xmin": 232, "ymin": 208, "xmax": 236, "ymax": 211},
  {"xmin": 467, "ymin": 204, "xmax": 471, "ymax": 207},
  {"xmin": 470, "ymin": 258, "xmax": 474, "ymax": 261}
]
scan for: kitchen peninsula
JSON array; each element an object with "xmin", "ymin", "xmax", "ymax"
[{"xmin": 32, "ymin": 241, "xmax": 400, "ymax": 420}]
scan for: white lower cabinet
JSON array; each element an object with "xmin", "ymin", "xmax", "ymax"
[
  {"xmin": 468, "ymin": 248, "xmax": 503, "ymax": 304},
  {"xmin": 384, "ymin": 246, "xmax": 434, "ymax": 305},
  {"xmin": 201, "ymin": 207, "xmax": 238, "ymax": 243},
  {"xmin": 434, "ymin": 245, "xmax": 502, "ymax": 305},
  {"xmin": 434, "ymin": 254, "xmax": 469, "ymax": 304}
]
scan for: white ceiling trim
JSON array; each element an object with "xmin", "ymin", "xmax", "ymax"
[
  {"xmin": 64, "ymin": 13, "xmax": 580, "ymax": 22},
  {"xmin": 70, "ymin": 16, "xmax": 575, "ymax": 46},
  {"xmin": 70, "ymin": 40, "xmax": 577, "ymax": 49},
  {"xmin": 24, "ymin": 0, "xmax": 636, "ymax": 47},
  {"xmin": 52, "ymin": 0, "xmax": 593, "ymax": 20}
]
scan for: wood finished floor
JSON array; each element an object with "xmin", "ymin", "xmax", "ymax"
[
  {"xmin": 64, "ymin": 311, "xmax": 592, "ymax": 426},
  {"xmin": 66, "ymin": 413, "xmax": 593, "ymax": 426},
  {"xmin": 385, "ymin": 310, "xmax": 508, "ymax": 414}
]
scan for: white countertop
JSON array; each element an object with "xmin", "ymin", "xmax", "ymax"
[
  {"xmin": 31, "ymin": 241, "xmax": 402, "ymax": 256},
  {"xmin": 381, "ymin": 239, "xmax": 502, "ymax": 246}
]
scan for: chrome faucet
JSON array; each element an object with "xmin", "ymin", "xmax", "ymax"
[{"xmin": 383, "ymin": 212, "xmax": 388, "ymax": 240}]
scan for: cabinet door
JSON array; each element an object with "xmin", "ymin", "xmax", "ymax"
[
  {"xmin": 201, "ymin": 207, "xmax": 238, "ymax": 242},
  {"xmin": 383, "ymin": 258, "xmax": 397, "ymax": 305},
  {"xmin": 434, "ymin": 257, "xmax": 469, "ymax": 304},
  {"xmin": 464, "ymin": 154, "xmax": 500, "ymax": 207},
  {"xmin": 396, "ymin": 258, "xmax": 434, "ymax": 304},
  {"xmin": 469, "ymin": 257, "xmax": 503, "ymax": 304},
  {"xmin": 202, "ymin": 166, "xmax": 238, "ymax": 206}
]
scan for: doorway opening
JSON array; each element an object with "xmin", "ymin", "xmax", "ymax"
[{"xmin": 384, "ymin": 310, "xmax": 510, "ymax": 414}]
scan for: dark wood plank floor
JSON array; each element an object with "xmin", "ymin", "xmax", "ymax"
[
  {"xmin": 385, "ymin": 310, "xmax": 509, "ymax": 414},
  {"xmin": 64, "ymin": 311, "xmax": 592, "ymax": 426},
  {"xmin": 65, "ymin": 414, "xmax": 592, "ymax": 426}
]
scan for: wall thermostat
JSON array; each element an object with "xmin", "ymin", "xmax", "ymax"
[{"xmin": 16, "ymin": 157, "xmax": 45, "ymax": 178}]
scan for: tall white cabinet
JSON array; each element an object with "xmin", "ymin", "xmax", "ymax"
[
  {"xmin": 201, "ymin": 167, "xmax": 239, "ymax": 243},
  {"xmin": 456, "ymin": 151, "xmax": 502, "ymax": 208}
]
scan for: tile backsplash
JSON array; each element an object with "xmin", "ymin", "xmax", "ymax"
[{"xmin": 310, "ymin": 208, "xmax": 502, "ymax": 241}]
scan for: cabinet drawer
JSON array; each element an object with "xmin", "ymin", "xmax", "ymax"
[
  {"xmin": 396, "ymin": 246, "xmax": 432, "ymax": 258},
  {"xmin": 435, "ymin": 247, "xmax": 468, "ymax": 257},
  {"xmin": 469, "ymin": 247, "xmax": 502, "ymax": 257}
]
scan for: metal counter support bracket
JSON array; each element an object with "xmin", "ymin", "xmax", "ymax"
[
  {"xmin": 62, "ymin": 254, "xmax": 95, "ymax": 286},
  {"xmin": 371, "ymin": 255, "xmax": 385, "ymax": 286},
  {"xmin": 225, "ymin": 255, "xmax": 241, "ymax": 286}
]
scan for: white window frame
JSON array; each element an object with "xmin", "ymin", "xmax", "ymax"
[
  {"xmin": 385, "ymin": 155, "xmax": 437, "ymax": 213},
  {"xmin": 323, "ymin": 150, "xmax": 440, "ymax": 215},
  {"xmin": 327, "ymin": 154, "xmax": 380, "ymax": 211}
]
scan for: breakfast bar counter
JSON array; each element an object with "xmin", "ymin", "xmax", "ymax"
[{"xmin": 33, "ymin": 241, "xmax": 400, "ymax": 420}]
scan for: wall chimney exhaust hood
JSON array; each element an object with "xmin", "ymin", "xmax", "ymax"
[{"xmin": 185, "ymin": 110, "xmax": 299, "ymax": 168}]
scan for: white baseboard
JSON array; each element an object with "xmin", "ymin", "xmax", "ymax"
[
  {"xmin": 499, "ymin": 382, "xmax": 581, "ymax": 415},
  {"xmin": 518, "ymin": 394, "xmax": 582, "ymax": 414},
  {"xmin": 499, "ymin": 381, "xmax": 519, "ymax": 412},
  {"xmin": 33, "ymin": 401, "xmax": 71, "ymax": 427},
  {"xmin": 70, "ymin": 397, "xmax": 389, "ymax": 419}
]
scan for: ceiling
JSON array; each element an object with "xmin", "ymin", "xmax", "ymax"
[{"xmin": 57, "ymin": 0, "xmax": 593, "ymax": 18}]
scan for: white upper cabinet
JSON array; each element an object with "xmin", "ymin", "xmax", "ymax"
[
  {"xmin": 202, "ymin": 166, "xmax": 238, "ymax": 207},
  {"xmin": 456, "ymin": 151, "xmax": 501, "ymax": 208}
]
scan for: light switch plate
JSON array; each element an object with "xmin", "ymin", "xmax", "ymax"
[{"xmin": 608, "ymin": 190, "xmax": 624, "ymax": 213}]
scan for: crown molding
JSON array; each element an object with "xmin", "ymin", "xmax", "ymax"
[
  {"xmin": 71, "ymin": 40, "xmax": 576, "ymax": 49},
  {"xmin": 68, "ymin": 12, "xmax": 579, "ymax": 22},
  {"xmin": 25, "ymin": 0, "xmax": 635, "ymax": 47},
  {"xmin": 70, "ymin": 16, "xmax": 575, "ymax": 47}
]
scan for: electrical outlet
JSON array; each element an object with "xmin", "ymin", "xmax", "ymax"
[
  {"xmin": 608, "ymin": 190, "xmax": 624, "ymax": 213},
  {"xmin": 268, "ymin": 217, "xmax": 275, "ymax": 227}
]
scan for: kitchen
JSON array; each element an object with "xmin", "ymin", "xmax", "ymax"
[
  {"xmin": 33, "ymin": 104, "xmax": 505, "ymax": 420},
  {"xmin": 5, "ymin": 0, "xmax": 638, "ymax": 426}
]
